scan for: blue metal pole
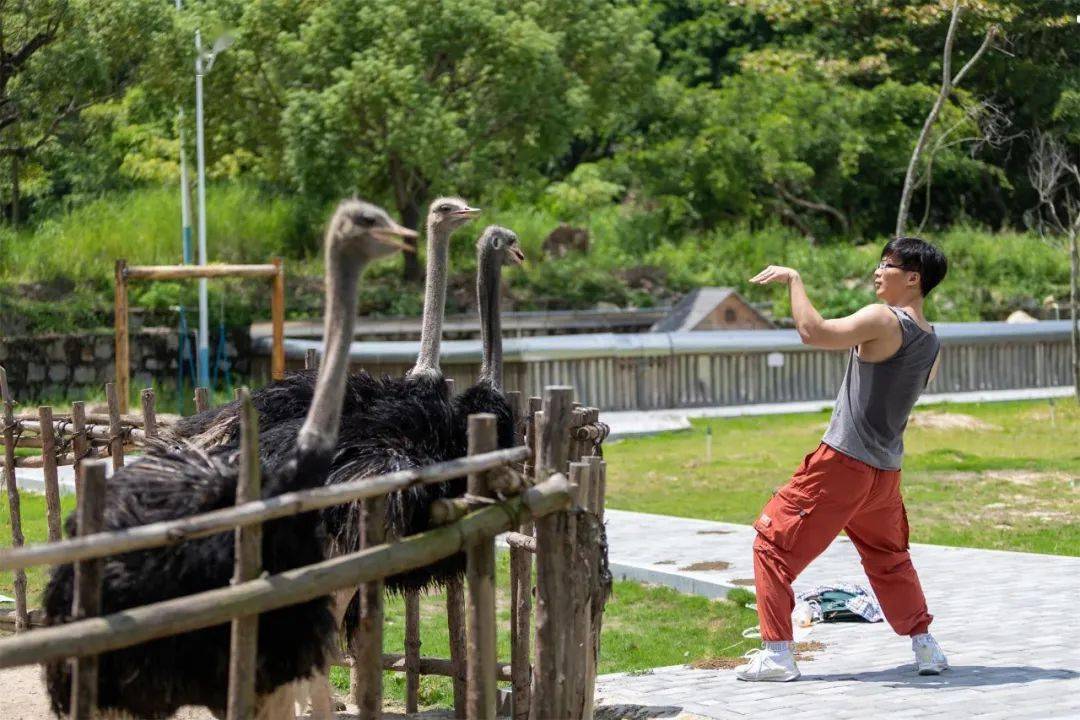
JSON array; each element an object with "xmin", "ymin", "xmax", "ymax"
[{"xmin": 194, "ymin": 30, "xmax": 210, "ymax": 387}]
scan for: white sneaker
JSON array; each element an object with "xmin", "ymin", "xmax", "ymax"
[
  {"xmin": 912, "ymin": 633, "xmax": 949, "ymax": 675},
  {"xmin": 735, "ymin": 646, "xmax": 801, "ymax": 682}
]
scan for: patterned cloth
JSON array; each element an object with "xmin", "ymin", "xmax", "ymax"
[{"xmin": 794, "ymin": 583, "xmax": 884, "ymax": 624}]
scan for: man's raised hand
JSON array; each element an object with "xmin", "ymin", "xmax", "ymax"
[{"xmin": 749, "ymin": 265, "xmax": 800, "ymax": 285}]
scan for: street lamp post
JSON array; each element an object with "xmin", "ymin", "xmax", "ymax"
[{"xmin": 192, "ymin": 29, "xmax": 232, "ymax": 388}]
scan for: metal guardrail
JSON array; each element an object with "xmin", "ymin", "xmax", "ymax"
[{"xmin": 253, "ymin": 321, "xmax": 1074, "ymax": 411}]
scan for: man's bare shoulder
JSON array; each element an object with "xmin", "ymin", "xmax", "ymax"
[{"xmin": 852, "ymin": 303, "xmax": 900, "ymax": 326}]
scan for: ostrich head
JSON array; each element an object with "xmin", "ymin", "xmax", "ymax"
[
  {"xmin": 330, "ymin": 199, "xmax": 418, "ymax": 263},
  {"xmin": 427, "ymin": 196, "xmax": 480, "ymax": 236},
  {"xmin": 476, "ymin": 225, "xmax": 524, "ymax": 267},
  {"xmin": 299, "ymin": 199, "xmax": 414, "ymax": 463}
]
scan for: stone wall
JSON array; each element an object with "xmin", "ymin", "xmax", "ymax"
[{"xmin": 0, "ymin": 327, "xmax": 251, "ymax": 402}]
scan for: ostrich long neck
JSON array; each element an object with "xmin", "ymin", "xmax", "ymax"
[
  {"xmin": 412, "ymin": 216, "xmax": 450, "ymax": 374},
  {"xmin": 298, "ymin": 237, "xmax": 364, "ymax": 460},
  {"xmin": 477, "ymin": 248, "xmax": 503, "ymax": 389}
]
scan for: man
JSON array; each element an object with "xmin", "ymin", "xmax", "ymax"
[{"xmin": 736, "ymin": 236, "xmax": 949, "ymax": 682}]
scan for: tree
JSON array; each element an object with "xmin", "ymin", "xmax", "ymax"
[
  {"xmin": 275, "ymin": 0, "xmax": 657, "ymax": 280},
  {"xmin": 896, "ymin": 0, "xmax": 998, "ymax": 237},
  {"xmin": 0, "ymin": 0, "xmax": 171, "ymax": 224},
  {"xmin": 1028, "ymin": 131, "xmax": 1080, "ymax": 402}
]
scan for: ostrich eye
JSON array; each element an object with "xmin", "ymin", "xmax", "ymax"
[
  {"xmin": 356, "ymin": 213, "xmax": 376, "ymax": 226},
  {"xmin": 492, "ymin": 237, "xmax": 502, "ymax": 249},
  {"xmin": 438, "ymin": 205, "xmax": 453, "ymax": 213}
]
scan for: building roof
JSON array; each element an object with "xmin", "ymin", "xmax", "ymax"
[{"xmin": 650, "ymin": 287, "xmax": 771, "ymax": 332}]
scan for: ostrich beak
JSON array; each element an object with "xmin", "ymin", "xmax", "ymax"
[
  {"xmin": 508, "ymin": 246, "xmax": 525, "ymax": 265},
  {"xmin": 372, "ymin": 221, "xmax": 418, "ymax": 251},
  {"xmin": 452, "ymin": 206, "xmax": 481, "ymax": 218}
]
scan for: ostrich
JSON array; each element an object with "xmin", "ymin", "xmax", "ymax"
[
  {"xmin": 171, "ymin": 197, "xmax": 479, "ymax": 448},
  {"xmin": 339, "ymin": 225, "xmax": 525, "ymax": 645},
  {"xmin": 168, "ymin": 197, "xmax": 482, "ymax": 591},
  {"xmin": 449, "ymin": 225, "xmax": 525, "ymax": 454},
  {"xmin": 41, "ymin": 200, "xmax": 415, "ymax": 720}
]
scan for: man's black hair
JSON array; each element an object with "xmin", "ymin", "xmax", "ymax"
[{"xmin": 882, "ymin": 236, "xmax": 948, "ymax": 297}]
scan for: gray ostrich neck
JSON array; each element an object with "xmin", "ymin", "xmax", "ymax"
[
  {"xmin": 299, "ymin": 241, "xmax": 363, "ymax": 457},
  {"xmin": 412, "ymin": 218, "xmax": 450, "ymax": 374},
  {"xmin": 477, "ymin": 248, "xmax": 503, "ymax": 389}
]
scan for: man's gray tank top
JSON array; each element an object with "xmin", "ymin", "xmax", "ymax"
[{"xmin": 822, "ymin": 306, "xmax": 940, "ymax": 470}]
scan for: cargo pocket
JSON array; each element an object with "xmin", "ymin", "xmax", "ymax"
[{"xmin": 753, "ymin": 489, "xmax": 814, "ymax": 552}]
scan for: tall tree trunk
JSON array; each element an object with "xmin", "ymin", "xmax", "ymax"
[
  {"xmin": 399, "ymin": 196, "xmax": 423, "ymax": 283},
  {"xmin": 10, "ymin": 155, "xmax": 20, "ymax": 226},
  {"xmin": 1071, "ymin": 230, "xmax": 1079, "ymax": 403},
  {"xmin": 896, "ymin": 3, "xmax": 997, "ymax": 236},
  {"xmin": 388, "ymin": 152, "xmax": 426, "ymax": 283}
]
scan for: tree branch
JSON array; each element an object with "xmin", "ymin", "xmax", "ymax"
[
  {"xmin": 773, "ymin": 183, "xmax": 849, "ymax": 233},
  {"xmin": 951, "ymin": 25, "xmax": 999, "ymax": 89}
]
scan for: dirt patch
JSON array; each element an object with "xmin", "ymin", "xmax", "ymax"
[
  {"xmin": 678, "ymin": 561, "xmax": 731, "ymax": 572},
  {"xmin": 690, "ymin": 640, "xmax": 827, "ymax": 671},
  {"xmin": 729, "ymin": 578, "xmax": 756, "ymax": 587},
  {"xmin": 793, "ymin": 640, "xmax": 827, "ymax": 661},
  {"xmin": 928, "ymin": 470, "xmax": 1073, "ymax": 487},
  {"xmin": 908, "ymin": 412, "xmax": 999, "ymax": 431},
  {"xmin": 696, "ymin": 530, "xmax": 732, "ymax": 536},
  {"xmin": 690, "ymin": 656, "xmax": 744, "ymax": 670},
  {"xmin": 654, "ymin": 560, "xmax": 676, "ymax": 565}
]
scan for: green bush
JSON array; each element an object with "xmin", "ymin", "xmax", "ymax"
[{"xmin": 0, "ymin": 185, "xmax": 1072, "ymax": 333}]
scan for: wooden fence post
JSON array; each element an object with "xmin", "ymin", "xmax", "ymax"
[
  {"xmin": 194, "ymin": 386, "xmax": 210, "ymax": 414},
  {"xmin": 466, "ymin": 413, "xmax": 498, "ymax": 720},
  {"xmin": 140, "ymin": 389, "xmax": 157, "ymax": 439},
  {"xmin": 304, "ymin": 348, "xmax": 318, "ymax": 370},
  {"xmin": 505, "ymin": 390, "xmax": 522, "ymax": 446},
  {"xmin": 104, "ymin": 383, "xmax": 124, "ymax": 470},
  {"xmin": 351, "ymin": 494, "xmax": 386, "ymax": 719},
  {"xmin": 69, "ymin": 459, "xmax": 106, "ymax": 719},
  {"xmin": 0, "ymin": 367, "xmax": 29, "ymax": 632},
  {"xmin": 581, "ymin": 454, "xmax": 607, "ymax": 720},
  {"xmin": 531, "ymin": 386, "xmax": 573, "ymax": 720},
  {"xmin": 114, "ymin": 260, "xmax": 130, "ymax": 414},
  {"xmin": 38, "ymin": 406, "xmax": 62, "ymax": 543},
  {"xmin": 404, "ymin": 590, "xmax": 421, "ymax": 715},
  {"xmin": 510, "ymin": 396, "xmax": 541, "ymax": 720},
  {"xmin": 270, "ymin": 258, "xmax": 285, "ymax": 381},
  {"xmin": 227, "ymin": 390, "xmax": 262, "ymax": 720},
  {"xmin": 567, "ymin": 461, "xmax": 596, "ymax": 720},
  {"xmin": 71, "ymin": 402, "xmax": 89, "ymax": 501},
  {"xmin": 446, "ymin": 575, "xmax": 468, "ymax": 719}
]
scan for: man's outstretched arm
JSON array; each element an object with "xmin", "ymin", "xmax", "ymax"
[{"xmin": 749, "ymin": 265, "xmax": 894, "ymax": 350}]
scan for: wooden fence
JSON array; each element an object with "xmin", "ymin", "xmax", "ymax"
[
  {"xmin": 114, "ymin": 260, "xmax": 287, "ymax": 413},
  {"xmin": 255, "ymin": 321, "xmax": 1076, "ymax": 411},
  {"xmin": 0, "ymin": 367, "xmax": 610, "ymax": 720}
]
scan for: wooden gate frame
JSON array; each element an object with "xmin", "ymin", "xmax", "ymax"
[{"xmin": 114, "ymin": 259, "xmax": 285, "ymax": 413}]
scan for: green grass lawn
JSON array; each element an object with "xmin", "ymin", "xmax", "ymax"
[{"xmin": 605, "ymin": 398, "xmax": 1080, "ymax": 556}]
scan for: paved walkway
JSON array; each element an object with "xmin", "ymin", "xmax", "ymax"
[{"xmin": 593, "ymin": 509, "xmax": 1080, "ymax": 719}]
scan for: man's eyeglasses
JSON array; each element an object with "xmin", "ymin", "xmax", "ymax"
[{"xmin": 876, "ymin": 260, "xmax": 906, "ymax": 272}]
